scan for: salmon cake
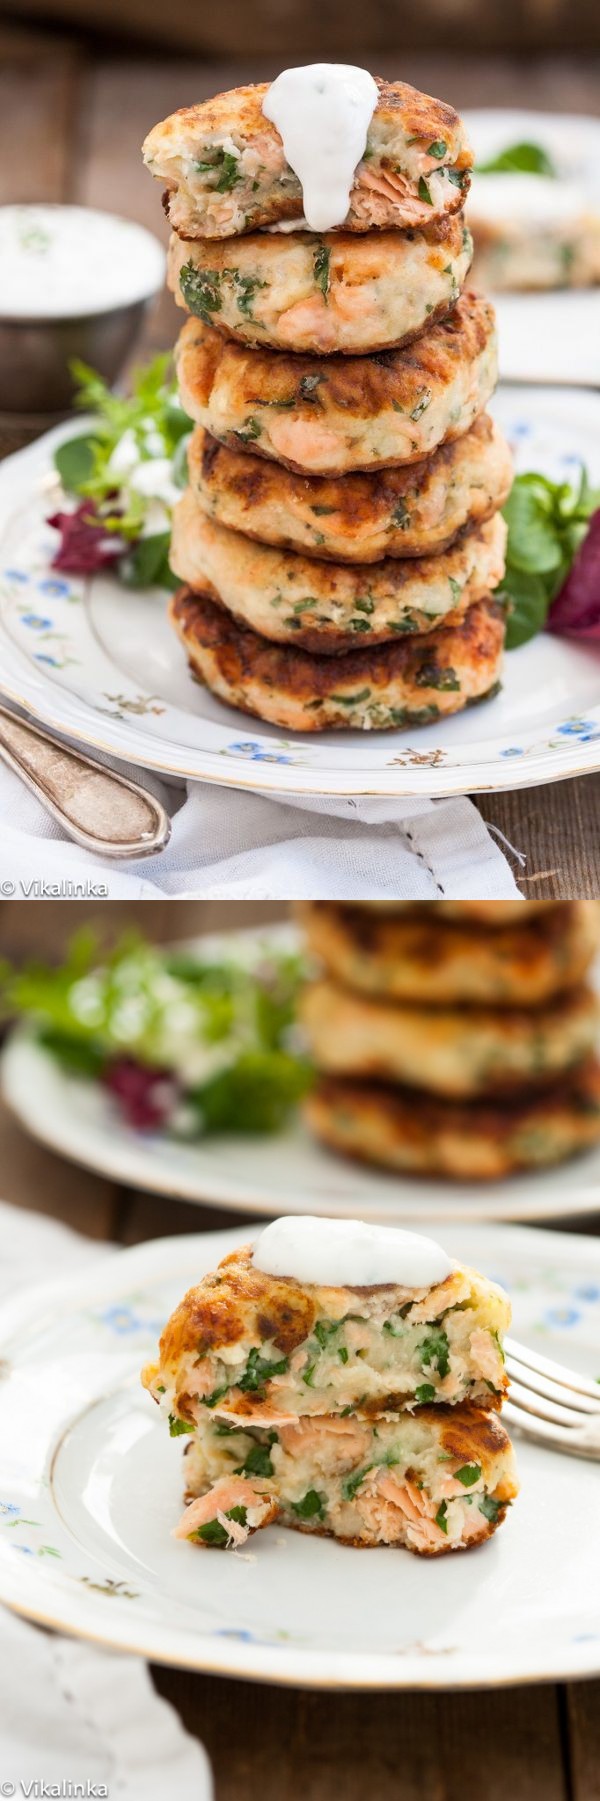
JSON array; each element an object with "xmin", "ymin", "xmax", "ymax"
[
  {"xmin": 187, "ymin": 414, "xmax": 512, "ymax": 564},
  {"xmin": 298, "ymin": 900, "xmax": 600, "ymax": 1004},
  {"xmin": 170, "ymin": 495, "xmax": 507, "ymax": 653},
  {"xmin": 168, "ymin": 216, "xmax": 473, "ymax": 355},
  {"xmin": 177, "ymin": 1404, "xmax": 517, "ymax": 1553},
  {"xmin": 168, "ymin": 588, "xmax": 505, "ymax": 732},
  {"xmin": 143, "ymin": 76, "xmax": 472, "ymax": 240},
  {"xmin": 302, "ymin": 978, "xmax": 599, "ymax": 1097},
  {"xmin": 306, "ymin": 1062, "xmax": 600, "ymax": 1181},
  {"xmin": 141, "ymin": 1240, "xmax": 510, "ymax": 1429},
  {"xmin": 175, "ymin": 291, "xmax": 497, "ymax": 475}
]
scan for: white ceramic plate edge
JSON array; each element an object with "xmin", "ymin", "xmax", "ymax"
[{"xmin": 1, "ymin": 1222, "xmax": 600, "ymax": 1690}]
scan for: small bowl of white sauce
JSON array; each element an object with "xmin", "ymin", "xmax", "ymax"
[{"xmin": 0, "ymin": 204, "xmax": 166, "ymax": 417}]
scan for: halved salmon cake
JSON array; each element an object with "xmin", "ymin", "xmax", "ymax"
[
  {"xmin": 302, "ymin": 978, "xmax": 600, "ymax": 1097},
  {"xmin": 306, "ymin": 1063, "xmax": 600, "ymax": 1181},
  {"xmin": 143, "ymin": 76, "xmax": 472, "ymax": 241},
  {"xmin": 178, "ymin": 1405, "xmax": 517, "ymax": 1553},
  {"xmin": 175, "ymin": 291, "xmax": 497, "ymax": 475},
  {"xmin": 187, "ymin": 414, "xmax": 513, "ymax": 564},
  {"xmin": 141, "ymin": 1238, "xmax": 510, "ymax": 1429},
  {"xmin": 297, "ymin": 900, "xmax": 600, "ymax": 1004},
  {"xmin": 170, "ymin": 494, "xmax": 506, "ymax": 653},
  {"xmin": 168, "ymin": 216, "xmax": 473, "ymax": 354},
  {"xmin": 168, "ymin": 588, "xmax": 505, "ymax": 732}
]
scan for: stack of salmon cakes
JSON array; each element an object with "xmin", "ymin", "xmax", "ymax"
[
  {"xmin": 143, "ymin": 73, "xmax": 513, "ymax": 733},
  {"xmin": 299, "ymin": 900, "xmax": 600, "ymax": 1179}
]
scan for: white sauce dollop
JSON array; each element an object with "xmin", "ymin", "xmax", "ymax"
[
  {"xmin": 253, "ymin": 1216, "xmax": 453, "ymax": 1289},
  {"xmin": 0, "ymin": 205, "xmax": 165, "ymax": 320},
  {"xmin": 262, "ymin": 63, "xmax": 378, "ymax": 232}
]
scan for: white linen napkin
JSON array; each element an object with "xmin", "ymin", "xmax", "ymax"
[
  {"xmin": 0, "ymin": 747, "xmax": 523, "ymax": 900},
  {"xmin": 0, "ymin": 1200, "xmax": 213, "ymax": 1801}
]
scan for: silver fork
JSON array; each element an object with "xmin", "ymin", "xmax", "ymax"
[{"xmin": 503, "ymin": 1336, "xmax": 600, "ymax": 1461}]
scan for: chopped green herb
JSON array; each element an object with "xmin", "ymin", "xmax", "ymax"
[
  {"xmin": 449, "ymin": 576, "xmax": 462, "ymax": 603},
  {"xmin": 415, "ymin": 1383, "xmax": 437, "ymax": 1403},
  {"xmin": 235, "ymin": 1437, "xmax": 276, "ymax": 1479},
  {"xmin": 479, "ymin": 1493, "xmax": 502, "ymax": 1523},
  {"xmin": 427, "ymin": 140, "xmax": 447, "ymax": 159},
  {"xmin": 418, "ymin": 176, "xmax": 433, "ymax": 205},
  {"xmin": 313, "ymin": 243, "xmax": 331, "ymax": 297},
  {"xmin": 419, "ymin": 1327, "xmax": 450, "ymax": 1380},
  {"xmin": 291, "ymin": 1489, "xmax": 326, "ymax": 1520},
  {"xmin": 435, "ymin": 1500, "xmax": 448, "ymax": 1534},
  {"xmin": 201, "ymin": 1384, "xmax": 231, "ymax": 1410},
  {"xmin": 192, "ymin": 1504, "xmax": 247, "ymax": 1547},
  {"xmin": 237, "ymin": 1348, "xmax": 289, "ymax": 1393},
  {"xmin": 329, "ymin": 687, "xmax": 372, "ymax": 705},
  {"xmin": 168, "ymin": 1413, "xmax": 195, "ymax": 1436},
  {"xmin": 342, "ymin": 1465, "xmax": 374, "ymax": 1501},
  {"xmin": 455, "ymin": 1463, "xmax": 482, "ymax": 1488},
  {"xmin": 303, "ymin": 1362, "xmax": 317, "ymax": 1387},
  {"xmin": 228, "ymin": 271, "xmax": 267, "ymax": 318},
  {"xmin": 415, "ymin": 663, "xmax": 461, "ymax": 692},
  {"xmin": 234, "ymin": 417, "xmax": 261, "ymax": 445},
  {"xmin": 338, "ymin": 1346, "xmax": 349, "ymax": 1364},
  {"xmin": 314, "ymin": 1319, "xmax": 341, "ymax": 1349},
  {"xmin": 194, "ymin": 148, "xmax": 242, "ymax": 192},
  {"xmin": 179, "ymin": 263, "xmax": 222, "ymax": 325}
]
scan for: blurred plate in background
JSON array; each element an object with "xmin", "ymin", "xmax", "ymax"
[
  {"xmin": 4, "ymin": 1021, "xmax": 600, "ymax": 1224},
  {"xmin": 0, "ymin": 1221, "xmax": 599, "ymax": 1688}
]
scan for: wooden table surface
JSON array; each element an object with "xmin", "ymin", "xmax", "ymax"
[
  {"xmin": 1, "ymin": 897, "xmax": 600, "ymax": 1798},
  {"xmin": 1, "ymin": 25, "xmax": 600, "ymax": 897}
]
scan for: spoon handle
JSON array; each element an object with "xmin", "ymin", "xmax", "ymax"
[{"xmin": 0, "ymin": 704, "xmax": 171, "ymax": 858}]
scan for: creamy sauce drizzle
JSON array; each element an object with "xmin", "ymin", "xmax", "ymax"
[
  {"xmin": 262, "ymin": 63, "xmax": 378, "ymax": 232},
  {"xmin": 253, "ymin": 1216, "xmax": 453, "ymax": 1289}
]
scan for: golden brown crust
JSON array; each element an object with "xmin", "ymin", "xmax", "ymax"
[
  {"xmin": 170, "ymin": 495, "xmax": 506, "ymax": 654},
  {"xmin": 297, "ymin": 899, "xmax": 600, "ymax": 1004},
  {"xmin": 187, "ymin": 414, "xmax": 512, "ymax": 564},
  {"xmin": 159, "ymin": 1245, "xmax": 317, "ymax": 1368},
  {"xmin": 305, "ymin": 1061, "xmax": 600, "ymax": 1181},
  {"xmin": 175, "ymin": 292, "xmax": 497, "ymax": 476},
  {"xmin": 168, "ymin": 587, "xmax": 505, "ymax": 733}
]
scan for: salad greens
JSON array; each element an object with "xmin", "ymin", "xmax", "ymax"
[
  {"xmin": 476, "ymin": 140, "xmax": 557, "ymax": 177},
  {"xmin": 51, "ymin": 355, "xmax": 192, "ymax": 589},
  {"xmin": 498, "ymin": 466, "xmax": 600, "ymax": 647},
  {"xmin": 1, "ymin": 930, "xmax": 311, "ymax": 1137}
]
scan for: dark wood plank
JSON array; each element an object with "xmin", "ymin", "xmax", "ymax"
[
  {"xmin": 0, "ymin": 898, "xmax": 286, "ymax": 961},
  {"xmin": 0, "ymin": 27, "xmax": 83, "ymax": 205},
  {"xmin": 0, "ymin": 1090, "xmax": 116, "ymax": 1238},
  {"xmin": 567, "ymin": 1682, "xmax": 600, "ymax": 1801},
  {"xmin": 476, "ymin": 776, "xmax": 600, "ymax": 899},
  {"xmin": 153, "ymin": 1669, "xmax": 569, "ymax": 1801}
]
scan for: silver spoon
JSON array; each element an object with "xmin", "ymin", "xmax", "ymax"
[{"xmin": 0, "ymin": 702, "xmax": 171, "ymax": 857}]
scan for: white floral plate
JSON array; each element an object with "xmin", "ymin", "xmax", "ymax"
[
  {"xmin": 464, "ymin": 110, "xmax": 600, "ymax": 385},
  {"xmin": 1, "ymin": 1221, "xmax": 599, "ymax": 1688},
  {"xmin": 0, "ymin": 389, "xmax": 600, "ymax": 797},
  {"xmin": 4, "ymin": 1025, "xmax": 600, "ymax": 1225}
]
